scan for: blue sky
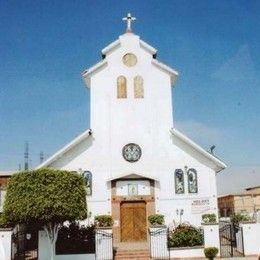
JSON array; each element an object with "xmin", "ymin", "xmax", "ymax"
[{"xmin": 0, "ymin": 1, "xmax": 259, "ymax": 192}]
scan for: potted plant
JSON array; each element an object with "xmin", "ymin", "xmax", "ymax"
[
  {"xmin": 202, "ymin": 213, "xmax": 217, "ymax": 224},
  {"xmin": 94, "ymin": 215, "xmax": 113, "ymax": 227},
  {"xmin": 204, "ymin": 247, "xmax": 218, "ymax": 260},
  {"xmin": 148, "ymin": 214, "xmax": 165, "ymax": 226}
]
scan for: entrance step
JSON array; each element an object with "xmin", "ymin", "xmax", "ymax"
[{"xmin": 114, "ymin": 249, "xmax": 150, "ymax": 260}]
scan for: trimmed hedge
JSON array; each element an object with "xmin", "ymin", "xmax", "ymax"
[
  {"xmin": 168, "ymin": 224, "xmax": 203, "ymax": 248},
  {"xmin": 148, "ymin": 214, "xmax": 165, "ymax": 226}
]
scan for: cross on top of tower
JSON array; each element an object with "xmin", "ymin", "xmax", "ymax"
[{"xmin": 122, "ymin": 13, "xmax": 136, "ymax": 33}]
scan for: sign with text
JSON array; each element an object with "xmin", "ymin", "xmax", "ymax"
[{"xmin": 191, "ymin": 199, "xmax": 210, "ymax": 214}]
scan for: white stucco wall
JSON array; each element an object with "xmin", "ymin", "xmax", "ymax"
[
  {"xmin": 241, "ymin": 223, "xmax": 260, "ymax": 256},
  {"xmin": 203, "ymin": 224, "xmax": 220, "ymax": 256},
  {"xmin": 46, "ymin": 32, "xmax": 221, "ymax": 227},
  {"xmin": 0, "ymin": 229, "xmax": 12, "ymax": 260}
]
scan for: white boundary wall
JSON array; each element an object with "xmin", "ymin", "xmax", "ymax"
[
  {"xmin": 38, "ymin": 230, "xmax": 95, "ymax": 260},
  {"xmin": 203, "ymin": 223, "xmax": 220, "ymax": 256},
  {"xmin": 241, "ymin": 223, "xmax": 260, "ymax": 256},
  {"xmin": 150, "ymin": 224, "xmax": 220, "ymax": 259},
  {"xmin": 0, "ymin": 229, "xmax": 12, "ymax": 260}
]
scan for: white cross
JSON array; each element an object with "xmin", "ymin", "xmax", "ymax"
[{"xmin": 122, "ymin": 13, "xmax": 136, "ymax": 32}]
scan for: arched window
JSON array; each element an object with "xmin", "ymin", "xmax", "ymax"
[
  {"xmin": 175, "ymin": 169, "xmax": 184, "ymax": 194},
  {"xmin": 82, "ymin": 171, "xmax": 92, "ymax": 196},
  {"xmin": 188, "ymin": 168, "xmax": 198, "ymax": 193},
  {"xmin": 134, "ymin": 75, "xmax": 144, "ymax": 98},
  {"xmin": 117, "ymin": 76, "xmax": 127, "ymax": 98}
]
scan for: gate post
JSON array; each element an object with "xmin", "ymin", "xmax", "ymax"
[
  {"xmin": 202, "ymin": 223, "xmax": 220, "ymax": 257},
  {"xmin": 149, "ymin": 226, "xmax": 169, "ymax": 259},
  {"xmin": 95, "ymin": 227, "xmax": 113, "ymax": 260},
  {"xmin": 0, "ymin": 228, "xmax": 13, "ymax": 260}
]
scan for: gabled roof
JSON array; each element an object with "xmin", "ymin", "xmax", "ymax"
[
  {"xmin": 170, "ymin": 128, "xmax": 227, "ymax": 173},
  {"xmin": 152, "ymin": 59, "xmax": 178, "ymax": 86},
  {"xmin": 82, "ymin": 33, "xmax": 178, "ymax": 87},
  {"xmin": 36, "ymin": 129, "xmax": 92, "ymax": 169}
]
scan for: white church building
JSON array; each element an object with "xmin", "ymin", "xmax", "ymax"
[{"xmin": 37, "ymin": 14, "xmax": 226, "ymax": 243}]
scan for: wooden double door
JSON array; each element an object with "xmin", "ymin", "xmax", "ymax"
[{"xmin": 120, "ymin": 201, "xmax": 147, "ymax": 242}]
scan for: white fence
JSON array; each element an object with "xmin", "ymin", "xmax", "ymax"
[
  {"xmin": 95, "ymin": 228, "xmax": 113, "ymax": 260},
  {"xmin": 149, "ymin": 224, "xmax": 220, "ymax": 259},
  {"xmin": 0, "ymin": 229, "xmax": 12, "ymax": 260}
]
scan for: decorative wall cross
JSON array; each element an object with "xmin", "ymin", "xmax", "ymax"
[{"xmin": 122, "ymin": 13, "xmax": 136, "ymax": 32}]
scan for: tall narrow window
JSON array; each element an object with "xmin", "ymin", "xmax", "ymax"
[
  {"xmin": 175, "ymin": 169, "xmax": 184, "ymax": 194},
  {"xmin": 134, "ymin": 76, "xmax": 144, "ymax": 98},
  {"xmin": 188, "ymin": 168, "xmax": 198, "ymax": 193},
  {"xmin": 117, "ymin": 76, "xmax": 127, "ymax": 98},
  {"xmin": 82, "ymin": 171, "xmax": 92, "ymax": 196}
]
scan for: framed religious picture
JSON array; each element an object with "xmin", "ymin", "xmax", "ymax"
[
  {"xmin": 82, "ymin": 171, "xmax": 92, "ymax": 196},
  {"xmin": 128, "ymin": 183, "xmax": 138, "ymax": 196}
]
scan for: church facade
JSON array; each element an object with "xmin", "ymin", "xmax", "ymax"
[{"xmin": 37, "ymin": 15, "xmax": 226, "ymax": 243}]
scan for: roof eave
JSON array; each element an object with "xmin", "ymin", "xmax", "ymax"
[
  {"xmin": 152, "ymin": 59, "xmax": 179, "ymax": 86},
  {"xmin": 170, "ymin": 128, "xmax": 227, "ymax": 172},
  {"xmin": 82, "ymin": 60, "xmax": 108, "ymax": 88},
  {"xmin": 101, "ymin": 39, "xmax": 121, "ymax": 55},
  {"xmin": 139, "ymin": 39, "xmax": 157, "ymax": 55},
  {"xmin": 35, "ymin": 129, "xmax": 92, "ymax": 169}
]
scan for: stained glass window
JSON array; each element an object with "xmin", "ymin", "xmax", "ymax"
[
  {"xmin": 134, "ymin": 75, "xmax": 144, "ymax": 98},
  {"xmin": 175, "ymin": 169, "xmax": 184, "ymax": 194},
  {"xmin": 188, "ymin": 168, "xmax": 198, "ymax": 193},
  {"xmin": 82, "ymin": 171, "xmax": 92, "ymax": 196},
  {"xmin": 117, "ymin": 76, "xmax": 127, "ymax": 98}
]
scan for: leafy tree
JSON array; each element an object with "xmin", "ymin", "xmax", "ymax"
[
  {"xmin": 3, "ymin": 168, "xmax": 87, "ymax": 260},
  {"xmin": 231, "ymin": 213, "xmax": 250, "ymax": 224}
]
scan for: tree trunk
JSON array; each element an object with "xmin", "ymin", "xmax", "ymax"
[{"xmin": 43, "ymin": 223, "xmax": 60, "ymax": 260}]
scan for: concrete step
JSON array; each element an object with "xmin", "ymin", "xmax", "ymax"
[{"xmin": 114, "ymin": 249, "xmax": 150, "ymax": 259}]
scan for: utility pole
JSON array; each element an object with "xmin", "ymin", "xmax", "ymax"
[
  {"xmin": 40, "ymin": 151, "xmax": 44, "ymax": 164},
  {"xmin": 24, "ymin": 141, "xmax": 29, "ymax": 171}
]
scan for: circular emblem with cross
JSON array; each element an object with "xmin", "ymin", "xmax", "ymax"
[{"xmin": 122, "ymin": 143, "xmax": 142, "ymax": 162}]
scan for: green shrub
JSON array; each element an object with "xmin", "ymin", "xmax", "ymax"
[
  {"xmin": 168, "ymin": 224, "xmax": 203, "ymax": 248},
  {"xmin": 148, "ymin": 214, "xmax": 165, "ymax": 226},
  {"xmin": 231, "ymin": 213, "xmax": 250, "ymax": 224},
  {"xmin": 202, "ymin": 214, "xmax": 217, "ymax": 223},
  {"xmin": 204, "ymin": 247, "xmax": 219, "ymax": 259},
  {"xmin": 0, "ymin": 213, "xmax": 12, "ymax": 228},
  {"xmin": 95, "ymin": 215, "xmax": 113, "ymax": 227},
  {"xmin": 56, "ymin": 222, "xmax": 95, "ymax": 254}
]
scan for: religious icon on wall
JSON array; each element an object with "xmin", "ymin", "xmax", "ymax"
[
  {"xmin": 82, "ymin": 171, "xmax": 92, "ymax": 196},
  {"xmin": 188, "ymin": 168, "xmax": 198, "ymax": 193},
  {"xmin": 128, "ymin": 183, "xmax": 138, "ymax": 196},
  {"xmin": 175, "ymin": 169, "xmax": 184, "ymax": 194}
]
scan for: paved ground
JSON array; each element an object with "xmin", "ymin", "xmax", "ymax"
[{"xmin": 221, "ymin": 256, "xmax": 258, "ymax": 260}]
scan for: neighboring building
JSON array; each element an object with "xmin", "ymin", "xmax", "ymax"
[
  {"xmin": 218, "ymin": 186, "xmax": 260, "ymax": 217},
  {"xmin": 0, "ymin": 171, "xmax": 14, "ymax": 212},
  {"xmin": 36, "ymin": 15, "xmax": 226, "ymax": 243}
]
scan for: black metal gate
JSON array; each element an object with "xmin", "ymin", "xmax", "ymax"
[
  {"xmin": 219, "ymin": 222, "xmax": 244, "ymax": 258},
  {"xmin": 12, "ymin": 228, "xmax": 38, "ymax": 260}
]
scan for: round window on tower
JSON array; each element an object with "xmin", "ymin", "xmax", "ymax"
[
  {"xmin": 122, "ymin": 53, "xmax": 137, "ymax": 67},
  {"xmin": 122, "ymin": 143, "xmax": 142, "ymax": 162}
]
